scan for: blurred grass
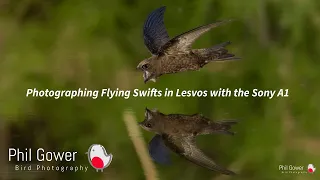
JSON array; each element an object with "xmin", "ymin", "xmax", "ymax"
[
  {"xmin": 0, "ymin": 0, "xmax": 320, "ymax": 180},
  {"xmin": 123, "ymin": 110, "xmax": 159, "ymax": 180}
]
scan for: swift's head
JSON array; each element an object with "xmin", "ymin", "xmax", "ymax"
[
  {"xmin": 139, "ymin": 108, "xmax": 163, "ymax": 133},
  {"xmin": 136, "ymin": 57, "xmax": 158, "ymax": 83}
]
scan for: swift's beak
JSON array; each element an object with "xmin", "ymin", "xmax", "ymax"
[
  {"xmin": 138, "ymin": 122, "xmax": 144, "ymax": 127},
  {"xmin": 143, "ymin": 71, "xmax": 148, "ymax": 83},
  {"xmin": 143, "ymin": 71, "xmax": 156, "ymax": 83}
]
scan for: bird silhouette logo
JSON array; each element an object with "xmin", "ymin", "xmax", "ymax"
[
  {"xmin": 86, "ymin": 144, "xmax": 113, "ymax": 172},
  {"xmin": 308, "ymin": 164, "xmax": 316, "ymax": 173}
]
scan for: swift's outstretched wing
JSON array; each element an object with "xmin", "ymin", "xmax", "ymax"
[
  {"xmin": 162, "ymin": 134, "xmax": 236, "ymax": 175},
  {"xmin": 143, "ymin": 6, "xmax": 170, "ymax": 55},
  {"xmin": 148, "ymin": 134, "xmax": 171, "ymax": 165},
  {"xmin": 161, "ymin": 20, "xmax": 233, "ymax": 54}
]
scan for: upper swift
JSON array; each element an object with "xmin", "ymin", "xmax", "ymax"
[{"xmin": 137, "ymin": 6, "xmax": 240, "ymax": 83}]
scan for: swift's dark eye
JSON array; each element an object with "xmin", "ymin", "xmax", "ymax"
[
  {"xmin": 142, "ymin": 64, "xmax": 149, "ymax": 70},
  {"xmin": 146, "ymin": 123, "xmax": 152, "ymax": 128}
]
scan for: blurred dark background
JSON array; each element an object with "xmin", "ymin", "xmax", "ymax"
[{"xmin": 0, "ymin": 0, "xmax": 320, "ymax": 180}]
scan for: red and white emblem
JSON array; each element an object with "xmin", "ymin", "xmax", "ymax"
[{"xmin": 86, "ymin": 144, "xmax": 113, "ymax": 172}]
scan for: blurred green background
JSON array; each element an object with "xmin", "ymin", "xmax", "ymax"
[{"xmin": 0, "ymin": 0, "xmax": 320, "ymax": 180}]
